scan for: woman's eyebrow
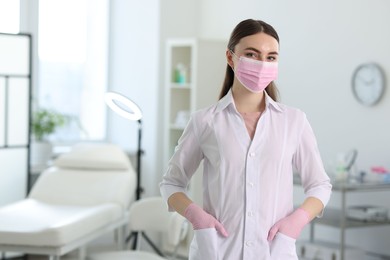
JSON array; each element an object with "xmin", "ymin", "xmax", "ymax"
[
  {"xmin": 244, "ymin": 47, "xmax": 279, "ymax": 55},
  {"xmin": 244, "ymin": 47, "xmax": 261, "ymax": 53}
]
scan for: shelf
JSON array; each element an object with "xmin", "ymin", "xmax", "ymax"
[
  {"xmin": 170, "ymin": 124, "xmax": 186, "ymax": 130},
  {"xmin": 298, "ymin": 240, "xmax": 390, "ymax": 260},
  {"xmin": 170, "ymin": 82, "xmax": 192, "ymax": 89},
  {"xmin": 315, "ymin": 208, "xmax": 390, "ymax": 228},
  {"xmin": 293, "ymin": 173, "xmax": 390, "ymax": 192},
  {"xmin": 331, "ymin": 181, "xmax": 390, "ymax": 192},
  {"xmin": 297, "ymin": 240, "xmax": 367, "ymax": 259}
]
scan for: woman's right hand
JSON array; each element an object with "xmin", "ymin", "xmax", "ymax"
[{"xmin": 184, "ymin": 203, "xmax": 229, "ymax": 237}]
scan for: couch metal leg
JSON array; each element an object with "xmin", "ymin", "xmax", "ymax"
[
  {"xmin": 115, "ymin": 226, "xmax": 125, "ymax": 250},
  {"xmin": 78, "ymin": 246, "xmax": 86, "ymax": 260}
]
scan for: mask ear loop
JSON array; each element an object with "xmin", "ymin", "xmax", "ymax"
[
  {"xmin": 230, "ymin": 49, "xmax": 238, "ymax": 59},
  {"xmin": 229, "ymin": 49, "xmax": 238, "ymax": 71}
]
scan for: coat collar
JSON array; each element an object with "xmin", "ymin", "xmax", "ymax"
[{"xmin": 216, "ymin": 89, "xmax": 284, "ymax": 114}]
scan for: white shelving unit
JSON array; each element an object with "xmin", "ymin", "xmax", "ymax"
[{"xmin": 163, "ymin": 38, "xmax": 226, "ymax": 257}]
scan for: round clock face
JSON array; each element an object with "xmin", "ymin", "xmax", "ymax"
[{"xmin": 352, "ymin": 63, "xmax": 385, "ymax": 106}]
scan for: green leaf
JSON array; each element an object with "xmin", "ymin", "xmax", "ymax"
[{"xmin": 31, "ymin": 108, "xmax": 68, "ymax": 141}]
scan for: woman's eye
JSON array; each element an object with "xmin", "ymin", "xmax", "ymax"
[
  {"xmin": 245, "ymin": 53, "xmax": 258, "ymax": 59},
  {"xmin": 267, "ymin": 56, "xmax": 277, "ymax": 61}
]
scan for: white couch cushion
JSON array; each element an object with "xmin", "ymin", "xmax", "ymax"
[
  {"xmin": 53, "ymin": 143, "xmax": 132, "ymax": 170},
  {"xmin": 29, "ymin": 167, "xmax": 136, "ymax": 209},
  {"xmin": 0, "ymin": 199, "xmax": 122, "ymax": 246}
]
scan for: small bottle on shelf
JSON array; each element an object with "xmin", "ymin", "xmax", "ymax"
[
  {"xmin": 335, "ymin": 153, "xmax": 348, "ymax": 181},
  {"xmin": 174, "ymin": 63, "xmax": 187, "ymax": 84}
]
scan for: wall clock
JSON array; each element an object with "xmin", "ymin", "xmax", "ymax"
[{"xmin": 352, "ymin": 63, "xmax": 385, "ymax": 106}]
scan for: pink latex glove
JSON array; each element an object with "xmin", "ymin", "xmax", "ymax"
[
  {"xmin": 184, "ymin": 203, "xmax": 228, "ymax": 237},
  {"xmin": 267, "ymin": 208, "xmax": 310, "ymax": 241}
]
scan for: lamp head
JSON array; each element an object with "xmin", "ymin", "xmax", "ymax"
[{"xmin": 104, "ymin": 92, "xmax": 142, "ymax": 121}]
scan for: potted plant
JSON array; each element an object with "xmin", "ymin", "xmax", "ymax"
[{"xmin": 30, "ymin": 108, "xmax": 68, "ymax": 167}]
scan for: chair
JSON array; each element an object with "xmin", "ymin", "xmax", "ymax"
[
  {"xmin": 88, "ymin": 197, "xmax": 188, "ymax": 260},
  {"xmin": 0, "ymin": 143, "xmax": 136, "ymax": 260}
]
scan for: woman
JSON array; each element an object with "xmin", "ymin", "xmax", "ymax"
[{"xmin": 160, "ymin": 19, "xmax": 332, "ymax": 260}]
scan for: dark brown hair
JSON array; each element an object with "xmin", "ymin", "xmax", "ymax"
[{"xmin": 219, "ymin": 19, "xmax": 280, "ymax": 101}]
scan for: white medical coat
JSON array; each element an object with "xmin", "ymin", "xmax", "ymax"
[{"xmin": 160, "ymin": 90, "xmax": 332, "ymax": 260}]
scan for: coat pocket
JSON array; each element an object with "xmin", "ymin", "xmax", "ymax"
[
  {"xmin": 189, "ymin": 228, "xmax": 218, "ymax": 260},
  {"xmin": 270, "ymin": 232, "xmax": 298, "ymax": 260}
]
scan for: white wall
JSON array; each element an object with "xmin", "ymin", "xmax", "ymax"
[
  {"xmin": 19, "ymin": 0, "xmax": 39, "ymax": 102},
  {"xmin": 157, "ymin": 0, "xmax": 200, "ymax": 174},
  {"xmin": 107, "ymin": 0, "xmax": 160, "ymax": 197},
  {"xmin": 108, "ymin": 0, "xmax": 200, "ymax": 198}
]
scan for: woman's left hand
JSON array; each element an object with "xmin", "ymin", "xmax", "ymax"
[{"xmin": 267, "ymin": 208, "xmax": 310, "ymax": 241}]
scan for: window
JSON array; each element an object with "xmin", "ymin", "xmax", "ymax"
[
  {"xmin": 0, "ymin": 0, "xmax": 20, "ymax": 34},
  {"xmin": 38, "ymin": 0, "xmax": 109, "ymax": 142}
]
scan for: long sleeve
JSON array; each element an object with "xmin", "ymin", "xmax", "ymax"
[
  {"xmin": 160, "ymin": 115, "xmax": 204, "ymax": 211},
  {"xmin": 293, "ymin": 114, "xmax": 332, "ymax": 210}
]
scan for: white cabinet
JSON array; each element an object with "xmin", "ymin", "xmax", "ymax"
[{"xmin": 163, "ymin": 38, "xmax": 226, "ymax": 256}]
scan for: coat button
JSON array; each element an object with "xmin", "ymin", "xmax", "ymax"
[{"xmin": 245, "ymin": 241, "xmax": 252, "ymax": 247}]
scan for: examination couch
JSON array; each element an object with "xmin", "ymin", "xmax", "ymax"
[{"xmin": 0, "ymin": 143, "xmax": 136, "ymax": 260}]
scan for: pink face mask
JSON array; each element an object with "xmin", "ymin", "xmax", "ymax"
[{"xmin": 232, "ymin": 53, "xmax": 278, "ymax": 93}]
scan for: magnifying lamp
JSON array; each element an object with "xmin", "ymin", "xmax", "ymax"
[
  {"xmin": 105, "ymin": 92, "xmax": 142, "ymax": 121},
  {"xmin": 104, "ymin": 92, "xmax": 143, "ymax": 200}
]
